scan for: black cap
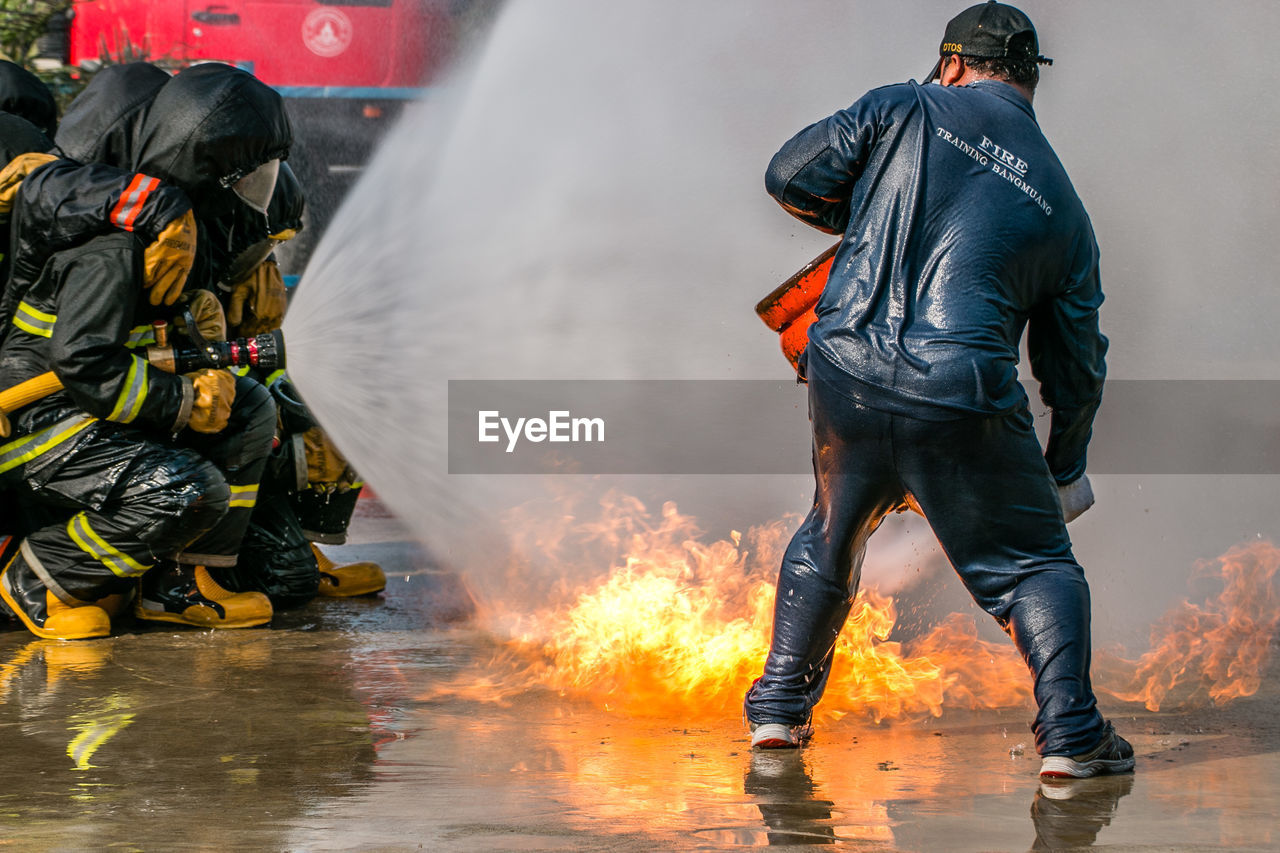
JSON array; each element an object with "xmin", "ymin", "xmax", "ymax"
[{"xmin": 925, "ymin": 1, "xmax": 1052, "ymax": 83}]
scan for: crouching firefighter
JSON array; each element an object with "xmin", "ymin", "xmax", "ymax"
[
  {"xmin": 205, "ymin": 163, "xmax": 385, "ymax": 606},
  {"xmin": 0, "ymin": 106, "xmax": 194, "ymax": 561},
  {"xmin": 0, "ymin": 64, "xmax": 292, "ymax": 639}
]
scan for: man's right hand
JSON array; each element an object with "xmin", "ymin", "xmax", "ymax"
[
  {"xmin": 186, "ymin": 369, "xmax": 235, "ymax": 433},
  {"xmin": 1057, "ymin": 474, "xmax": 1094, "ymax": 524}
]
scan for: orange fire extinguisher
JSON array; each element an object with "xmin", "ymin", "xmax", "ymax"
[{"xmin": 754, "ymin": 243, "xmax": 838, "ymax": 371}]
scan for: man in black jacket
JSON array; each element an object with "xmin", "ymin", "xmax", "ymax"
[
  {"xmin": 0, "ymin": 64, "xmax": 289, "ymax": 639},
  {"xmin": 744, "ymin": 2, "xmax": 1132, "ymax": 781}
]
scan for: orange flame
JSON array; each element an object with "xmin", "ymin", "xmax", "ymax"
[
  {"xmin": 437, "ymin": 493, "xmax": 1030, "ymax": 721},
  {"xmin": 1096, "ymin": 541, "xmax": 1280, "ymax": 711},
  {"xmin": 435, "ymin": 492, "xmax": 1279, "ymax": 721}
]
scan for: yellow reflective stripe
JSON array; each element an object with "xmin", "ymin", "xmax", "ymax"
[
  {"xmin": 12, "ymin": 315, "xmax": 50, "ymax": 337},
  {"xmin": 228, "ymin": 484, "xmax": 259, "ymax": 509},
  {"xmin": 124, "ymin": 359, "xmax": 149, "ymax": 423},
  {"xmin": 0, "ymin": 415, "xmax": 96, "ymax": 475},
  {"xmin": 106, "ymin": 356, "xmax": 149, "ymax": 423},
  {"xmin": 264, "ymin": 369, "xmax": 285, "ymax": 387},
  {"xmin": 12, "ymin": 302, "xmax": 57, "ymax": 338},
  {"xmin": 349, "ymin": 481, "xmax": 364, "ymax": 489},
  {"xmin": 17, "ymin": 301, "xmax": 55, "ymax": 323},
  {"xmin": 66, "ymin": 512, "xmax": 150, "ymax": 577},
  {"xmin": 231, "ymin": 366, "xmax": 251, "ymax": 377},
  {"xmin": 125, "ymin": 324, "xmax": 156, "ymax": 349}
]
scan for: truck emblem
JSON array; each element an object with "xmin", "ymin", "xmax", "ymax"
[{"xmin": 302, "ymin": 7, "xmax": 353, "ymax": 58}]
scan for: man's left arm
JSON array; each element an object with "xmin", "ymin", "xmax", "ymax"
[{"xmin": 1028, "ymin": 229, "xmax": 1108, "ymax": 486}]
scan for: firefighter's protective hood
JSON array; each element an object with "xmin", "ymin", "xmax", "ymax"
[
  {"xmin": 134, "ymin": 63, "xmax": 292, "ymax": 217},
  {"xmin": 0, "ymin": 113, "xmax": 51, "ymax": 165},
  {"xmin": 0, "ymin": 60, "xmax": 56, "ymax": 138},
  {"xmin": 54, "ymin": 62, "xmax": 170, "ymax": 167}
]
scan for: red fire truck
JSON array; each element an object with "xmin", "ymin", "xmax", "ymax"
[{"xmin": 52, "ymin": 0, "xmax": 464, "ymax": 273}]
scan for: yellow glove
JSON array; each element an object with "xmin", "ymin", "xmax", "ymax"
[
  {"xmin": 226, "ymin": 260, "xmax": 288, "ymax": 336},
  {"xmin": 0, "ymin": 152, "xmax": 56, "ymax": 221},
  {"xmin": 144, "ymin": 208, "xmax": 197, "ymax": 307},
  {"xmin": 186, "ymin": 369, "xmax": 236, "ymax": 434},
  {"xmin": 173, "ymin": 289, "xmax": 227, "ymax": 341},
  {"xmin": 303, "ymin": 426, "xmax": 355, "ymax": 488},
  {"xmin": 0, "ymin": 410, "xmax": 9, "ymax": 439}
]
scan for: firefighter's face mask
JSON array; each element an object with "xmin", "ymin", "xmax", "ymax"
[{"xmin": 232, "ymin": 158, "xmax": 280, "ymax": 214}]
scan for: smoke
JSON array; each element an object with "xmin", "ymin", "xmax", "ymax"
[{"xmin": 285, "ymin": 1, "xmax": 1280, "ymax": 651}]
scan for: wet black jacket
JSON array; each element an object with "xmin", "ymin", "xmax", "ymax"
[
  {"xmin": 0, "ymin": 160, "xmax": 196, "ymax": 442},
  {"xmin": 54, "ymin": 62, "xmax": 170, "ymax": 167},
  {"xmin": 0, "ymin": 61, "xmax": 56, "ymax": 138},
  {"xmin": 0, "ymin": 232, "xmax": 194, "ymax": 437},
  {"xmin": 1, "ymin": 112, "xmax": 186, "ymax": 350},
  {"xmin": 768, "ymin": 80, "xmax": 1106, "ymax": 483},
  {"xmin": 0, "ymin": 64, "xmax": 291, "ymax": 456},
  {"xmin": 0, "ymin": 159, "xmax": 191, "ymax": 346}
]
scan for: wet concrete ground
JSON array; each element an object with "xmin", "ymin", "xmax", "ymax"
[{"xmin": 2, "ymin": 503, "xmax": 1277, "ymax": 851}]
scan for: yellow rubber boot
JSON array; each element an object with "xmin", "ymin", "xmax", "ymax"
[
  {"xmin": 135, "ymin": 563, "xmax": 273, "ymax": 629},
  {"xmin": 312, "ymin": 544, "xmax": 386, "ymax": 597},
  {"xmin": 40, "ymin": 595, "xmax": 112, "ymax": 640},
  {"xmin": 0, "ymin": 553, "xmax": 111, "ymax": 641}
]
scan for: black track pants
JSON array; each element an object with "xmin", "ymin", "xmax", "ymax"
[{"xmin": 743, "ymin": 361, "xmax": 1107, "ymax": 757}]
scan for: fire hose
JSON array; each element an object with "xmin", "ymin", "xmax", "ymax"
[{"xmin": 0, "ymin": 318, "xmax": 285, "ymax": 438}]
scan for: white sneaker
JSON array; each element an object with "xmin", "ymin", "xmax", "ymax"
[
  {"xmin": 749, "ymin": 721, "xmax": 813, "ymax": 749},
  {"xmin": 1039, "ymin": 723, "xmax": 1134, "ymax": 779}
]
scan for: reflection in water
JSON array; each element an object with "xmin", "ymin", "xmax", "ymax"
[
  {"xmin": 0, "ymin": 600, "xmax": 1273, "ymax": 852},
  {"xmin": 744, "ymin": 750, "xmax": 836, "ymax": 845},
  {"xmin": 1031, "ymin": 775, "xmax": 1134, "ymax": 850},
  {"xmin": 67, "ymin": 693, "xmax": 136, "ymax": 771},
  {"xmin": 0, "ymin": 630, "xmax": 378, "ymax": 849}
]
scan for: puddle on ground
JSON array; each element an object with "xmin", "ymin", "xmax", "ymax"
[{"xmin": 0, "ymin": 546, "xmax": 1276, "ymax": 851}]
